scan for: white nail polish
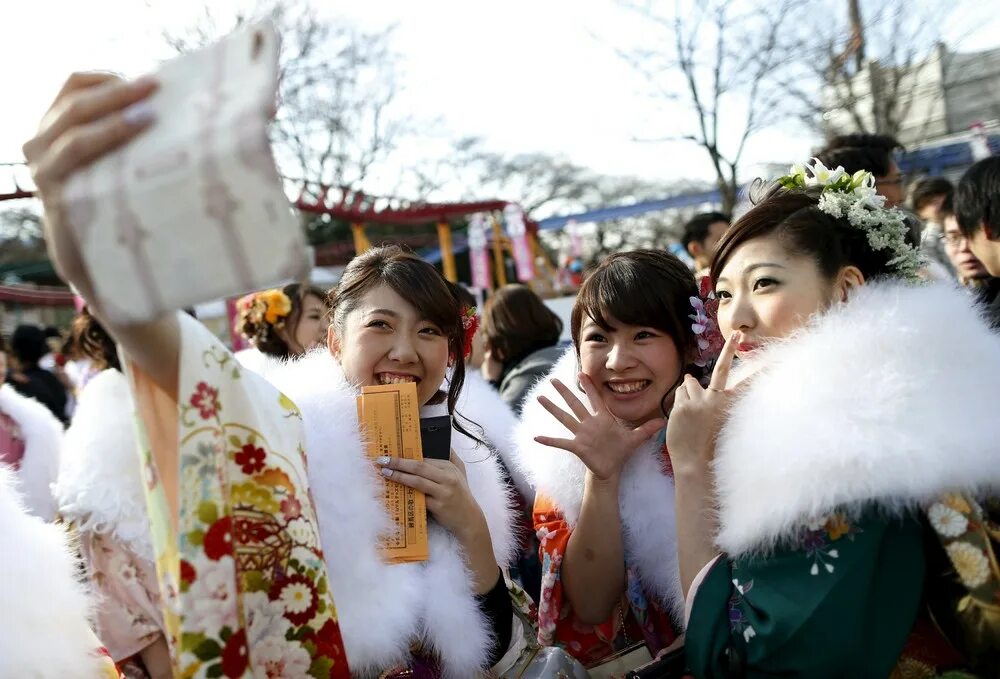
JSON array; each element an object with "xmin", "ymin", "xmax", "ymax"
[
  {"xmin": 376, "ymin": 455, "xmax": 391, "ymax": 466},
  {"xmin": 123, "ymin": 101, "xmax": 155, "ymax": 127},
  {"xmin": 381, "ymin": 467, "xmax": 393, "ymax": 478}
]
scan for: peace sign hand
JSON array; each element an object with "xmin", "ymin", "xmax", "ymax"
[
  {"xmin": 534, "ymin": 374, "xmax": 665, "ymax": 482},
  {"xmin": 666, "ymin": 331, "xmax": 743, "ymax": 477}
]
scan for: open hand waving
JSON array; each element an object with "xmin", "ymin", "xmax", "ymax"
[{"xmin": 535, "ymin": 374, "xmax": 664, "ymax": 482}]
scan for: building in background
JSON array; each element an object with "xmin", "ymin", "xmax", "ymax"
[{"xmin": 822, "ymin": 43, "xmax": 1000, "ymax": 178}]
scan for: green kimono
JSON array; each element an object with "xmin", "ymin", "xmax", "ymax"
[
  {"xmin": 685, "ymin": 281, "xmax": 1000, "ymax": 678},
  {"xmin": 687, "ymin": 510, "xmax": 925, "ymax": 677}
]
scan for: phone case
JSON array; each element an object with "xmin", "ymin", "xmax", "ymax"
[
  {"xmin": 419, "ymin": 415, "xmax": 451, "ymax": 461},
  {"xmin": 62, "ymin": 21, "xmax": 310, "ymax": 325}
]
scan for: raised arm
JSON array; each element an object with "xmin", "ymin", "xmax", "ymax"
[{"xmin": 23, "ymin": 72, "xmax": 181, "ymax": 397}]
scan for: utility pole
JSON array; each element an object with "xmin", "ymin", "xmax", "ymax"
[{"xmin": 847, "ymin": 0, "xmax": 866, "ymax": 73}]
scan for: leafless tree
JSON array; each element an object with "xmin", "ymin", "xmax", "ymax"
[
  {"xmin": 615, "ymin": 0, "xmax": 798, "ymax": 213},
  {"xmin": 158, "ymin": 0, "xmax": 408, "ymax": 198},
  {"xmin": 775, "ymin": 0, "xmax": 986, "ymax": 145}
]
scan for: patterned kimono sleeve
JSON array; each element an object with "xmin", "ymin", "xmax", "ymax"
[
  {"xmin": 534, "ymin": 493, "xmax": 621, "ymax": 666},
  {"xmin": 128, "ymin": 313, "xmax": 351, "ymax": 679},
  {"xmin": 685, "ymin": 509, "xmax": 926, "ymax": 678}
]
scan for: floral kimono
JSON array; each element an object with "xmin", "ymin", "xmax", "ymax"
[
  {"xmin": 513, "ymin": 347, "xmax": 683, "ymax": 667},
  {"xmin": 55, "ymin": 369, "xmax": 166, "ymax": 675},
  {"xmin": 684, "ymin": 281, "xmax": 1000, "ymax": 677},
  {"xmin": 126, "ymin": 313, "xmax": 350, "ymax": 678}
]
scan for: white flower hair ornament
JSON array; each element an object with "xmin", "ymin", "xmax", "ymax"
[{"xmin": 777, "ymin": 159, "xmax": 923, "ymax": 280}]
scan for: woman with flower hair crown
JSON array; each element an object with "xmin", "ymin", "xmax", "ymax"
[
  {"xmin": 670, "ymin": 160, "xmax": 1000, "ymax": 677},
  {"xmin": 512, "ymin": 249, "xmax": 717, "ymax": 672}
]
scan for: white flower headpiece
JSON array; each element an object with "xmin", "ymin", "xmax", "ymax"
[{"xmin": 777, "ymin": 159, "xmax": 922, "ymax": 280}]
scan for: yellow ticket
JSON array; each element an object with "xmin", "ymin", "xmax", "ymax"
[{"xmin": 357, "ymin": 383, "xmax": 429, "ymax": 563}]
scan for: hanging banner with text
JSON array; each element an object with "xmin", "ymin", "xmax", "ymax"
[
  {"xmin": 503, "ymin": 204, "xmax": 535, "ymax": 282},
  {"xmin": 468, "ymin": 213, "xmax": 492, "ymax": 290}
]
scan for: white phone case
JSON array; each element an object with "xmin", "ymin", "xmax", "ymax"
[{"xmin": 63, "ymin": 21, "xmax": 310, "ymax": 324}]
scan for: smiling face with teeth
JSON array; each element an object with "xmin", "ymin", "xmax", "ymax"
[
  {"xmin": 329, "ymin": 284, "xmax": 449, "ymax": 407},
  {"xmin": 578, "ymin": 313, "xmax": 685, "ymax": 427}
]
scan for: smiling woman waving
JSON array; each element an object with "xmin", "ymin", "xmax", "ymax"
[{"xmin": 513, "ymin": 250, "xmax": 705, "ymax": 671}]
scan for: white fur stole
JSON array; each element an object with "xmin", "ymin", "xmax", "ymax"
[
  {"xmin": 0, "ymin": 466, "xmax": 107, "ymax": 678},
  {"xmin": 716, "ymin": 281, "xmax": 1000, "ymax": 556},
  {"xmin": 265, "ymin": 350, "xmax": 518, "ymax": 679},
  {"xmin": 0, "ymin": 383, "xmax": 62, "ymax": 521}
]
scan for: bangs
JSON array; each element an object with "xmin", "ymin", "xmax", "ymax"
[
  {"xmin": 578, "ymin": 258, "xmax": 676, "ymax": 333},
  {"xmin": 571, "ymin": 250, "xmax": 697, "ymax": 353},
  {"xmin": 383, "ymin": 260, "xmax": 461, "ymax": 334}
]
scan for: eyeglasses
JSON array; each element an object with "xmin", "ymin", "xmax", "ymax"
[
  {"xmin": 943, "ymin": 232, "xmax": 969, "ymax": 247},
  {"xmin": 878, "ymin": 175, "xmax": 907, "ymax": 186}
]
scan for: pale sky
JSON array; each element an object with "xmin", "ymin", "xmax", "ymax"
[{"xmin": 2, "ymin": 0, "xmax": 998, "ymax": 206}]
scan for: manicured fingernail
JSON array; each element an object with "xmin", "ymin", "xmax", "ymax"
[
  {"xmin": 131, "ymin": 75, "xmax": 158, "ymax": 91},
  {"xmin": 376, "ymin": 455, "xmax": 391, "ymax": 466},
  {"xmin": 123, "ymin": 101, "xmax": 155, "ymax": 127},
  {"xmin": 380, "ymin": 467, "xmax": 393, "ymax": 478}
]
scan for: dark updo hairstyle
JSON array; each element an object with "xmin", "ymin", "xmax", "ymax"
[
  {"xmin": 711, "ymin": 183, "xmax": 902, "ymax": 286},
  {"xmin": 71, "ymin": 308, "xmax": 120, "ymax": 372},
  {"xmin": 329, "ymin": 245, "xmax": 480, "ymax": 441},
  {"xmin": 237, "ymin": 282, "xmax": 329, "ymax": 358},
  {"xmin": 571, "ymin": 250, "xmax": 700, "ymax": 415},
  {"xmin": 481, "ymin": 284, "xmax": 562, "ymax": 364}
]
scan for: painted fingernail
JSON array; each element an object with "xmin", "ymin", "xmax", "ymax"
[
  {"xmin": 381, "ymin": 467, "xmax": 393, "ymax": 478},
  {"xmin": 130, "ymin": 75, "xmax": 158, "ymax": 91},
  {"xmin": 376, "ymin": 455, "xmax": 391, "ymax": 466},
  {"xmin": 123, "ymin": 101, "xmax": 155, "ymax": 127}
]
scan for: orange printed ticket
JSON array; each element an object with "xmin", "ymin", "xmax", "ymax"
[{"xmin": 357, "ymin": 383, "xmax": 429, "ymax": 563}]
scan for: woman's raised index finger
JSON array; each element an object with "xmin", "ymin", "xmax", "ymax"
[{"xmin": 708, "ymin": 331, "xmax": 741, "ymax": 392}]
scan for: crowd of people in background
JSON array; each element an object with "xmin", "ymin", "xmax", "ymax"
[{"xmin": 2, "ymin": 69, "xmax": 1000, "ymax": 679}]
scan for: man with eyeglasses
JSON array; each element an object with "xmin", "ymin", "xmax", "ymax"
[
  {"xmin": 948, "ymin": 163, "xmax": 1000, "ymax": 326},
  {"xmin": 956, "ymin": 157, "xmax": 1000, "ymax": 278}
]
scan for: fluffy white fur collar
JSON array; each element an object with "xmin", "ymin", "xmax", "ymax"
[
  {"xmin": 716, "ymin": 281, "xmax": 1000, "ymax": 556},
  {"xmin": 0, "ymin": 467, "xmax": 107, "ymax": 678},
  {"xmin": 53, "ymin": 369, "xmax": 152, "ymax": 560},
  {"xmin": 0, "ymin": 383, "xmax": 62, "ymax": 521},
  {"xmin": 264, "ymin": 350, "xmax": 518, "ymax": 679},
  {"xmin": 511, "ymin": 347, "xmax": 686, "ymax": 625}
]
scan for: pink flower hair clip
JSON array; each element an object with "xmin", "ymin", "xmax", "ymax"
[{"xmin": 690, "ymin": 275, "xmax": 724, "ymax": 368}]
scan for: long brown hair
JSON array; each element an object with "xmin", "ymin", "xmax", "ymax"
[
  {"xmin": 71, "ymin": 308, "xmax": 120, "ymax": 372},
  {"xmin": 329, "ymin": 246, "xmax": 481, "ymax": 442}
]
